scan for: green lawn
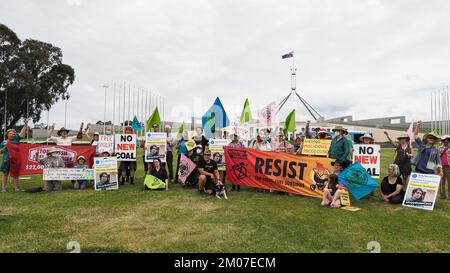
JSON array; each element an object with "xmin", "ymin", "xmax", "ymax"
[{"xmin": 0, "ymin": 148, "xmax": 449, "ymax": 253}]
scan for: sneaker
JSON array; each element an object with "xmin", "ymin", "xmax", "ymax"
[
  {"xmin": 14, "ymin": 188, "xmax": 21, "ymax": 192},
  {"xmin": 1, "ymin": 189, "xmax": 6, "ymax": 193}
]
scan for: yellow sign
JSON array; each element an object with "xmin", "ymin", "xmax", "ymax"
[
  {"xmin": 340, "ymin": 188, "xmax": 351, "ymax": 206},
  {"xmin": 341, "ymin": 206, "xmax": 361, "ymax": 212},
  {"xmin": 301, "ymin": 139, "xmax": 332, "ymax": 156},
  {"xmin": 185, "ymin": 140, "xmax": 196, "ymax": 151}
]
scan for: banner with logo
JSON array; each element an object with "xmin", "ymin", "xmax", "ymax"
[
  {"xmin": 402, "ymin": 172, "xmax": 440, "ymax": 211},
  {"xmin": 301, "ymin": 139, "xmax": 332, "ymax": 156},
  {"xmin": 114, "ymin": 134, "xmax": 137, "ymax": 161},
  {"xmin": 352, "ymin": 144, "xmax": 381, "ymax": 178},
  {"xmin": 6, "ymin": 143, "xmax": 96, "ymax": 177},
  {"xmin": 144, "ymin": 132, "xmax": 167, "ymax": 163},
  {"xmin": 224, "ymin": 147, "xmax": 335, "ymax": 198},
  {"xmin": 94, "ymin": 157, "xmax": 118, "ymax": 190},
  {"xmin": 338, "ymin": 162, "xmax": 379, "ymax": 200},
  {"xmin": 98, "ymin": 135, "xmax": 114, "ymax": 154},
  {"xmin": 144, "ymin": 175, "xmax": 167, "ymax": 190},
  {"xmin": 209, "ymin": 139, "xmax": 231, "ymax": 171},
  {"xmin": 43, "ymin": 168, "xmax": 94, "ymax": 181},
  {"xmin": 178, "ymin": 154, "xmax": 196, "ymax": 183}
]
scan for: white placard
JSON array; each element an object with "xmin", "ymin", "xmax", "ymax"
[
  {"xmin": 114, "ymin": 134, "xmax": 137, "ymax": 161},
  {"xmin": 402, "ymin": 172, "xmax": 440, "ymax": 211},
  {"xmin": 94, "ymin": 157, "xmax": 118, "ymax": 190},
  {"xmin": 353, "ymin": 144, "xmax": 381, "ymax": 178},
  {"xmin": 98, "ymin": 135, "xmax": 114, "ymax": 154},
  {"xmin": 43, "ymin": 168, "xmax": 94, "ymax": 180},
  {"xmin": 144, "ymin": 132, "xmax": 167, "ymax": 163}
]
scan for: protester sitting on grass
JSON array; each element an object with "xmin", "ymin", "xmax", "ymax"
[
  {"xmin": 439, "ymin": 135, "xmax": 450, "ymax": 199},
  {"xmin": 384, "ymin": 131, "xmax": 413, "ymax": 189},
  {"xmin": 36, "ymin": 147, "xmax": 65, "ymax": 191},
  {"xmin": 0, "ymin": 120, "xmax": 28, "ymax": 192},
  {"xmin": 332, "ymin": 160, "xmax": 343, "ymax": 175},
  {"xmin": 198, "ymin": 149, "xmax": 222, "ymax": 195},
  {"xmin": 328, "ymin": 126, "xmax": 350, "ymax": 169},
  {"xmin": 412, "ymin": 121, "xmax": 443, "ymax": 176},
  {"xmin": 47, "ymin": 122, "xmax": 84, "ymax": 146},
  {"xmin": 150, "ymin": 158, "xmax": 168, "ymax": 184},
  {"xmin": 380, "ymin": 164, "xmax": 405, "ymax": 204},
  {"xmin": 73, "ymin": 156, "xmax": 89, "ymax": 190},
  {"xmin": 321, "ymin": 174, "xmax": 341, "ymax": 208}
]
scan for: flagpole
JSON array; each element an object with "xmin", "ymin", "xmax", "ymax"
[
  {"xmin": 128, "ymin": 83, "xmax": 131, "ymax": 127},
  {"xmin": 113, "ymin": 82, "xmax": 116, "ymax": 134},
  {"xmin": 123, "ymin": 82, "xmax": 126, "ymax": 132},
  {"xmin": 3, "ymin": 88, "xmax": 6, "ymax": 140},
  {"xmin": 102, "ymin": 85, "xmax": 109, "ymax": 135},
  {"xmin": 118, "ymin": 83, "xmax": 121, "ymax": 134}
]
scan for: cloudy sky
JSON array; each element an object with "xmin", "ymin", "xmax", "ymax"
[{"xmin": 1, "ymin": 0, "xmax": 450, "ymax": 129}]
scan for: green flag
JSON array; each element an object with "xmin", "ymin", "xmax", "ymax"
[
  {"xmin": 146, "ymin": 107, "xmax": 161, "ymax": 131},
  {"xmin": 240, "ymin": 98, "xmax": 252, "ymax": 123},
  {"xmin": 178, "ymin": 121, "xmax": 185, "ymax": 134},
  {"xmin": 283, "ymin": 110, "xmax": 296, "ymax": 135}
]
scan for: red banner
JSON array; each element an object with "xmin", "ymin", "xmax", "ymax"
[
  {"xmin": 7, "ymin": 143, "xmax": 96, "ymax": 177},
  {"xmin": 224, "ymin": 147, "xmax": 335, "ymax": 198}
]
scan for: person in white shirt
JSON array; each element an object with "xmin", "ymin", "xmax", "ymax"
[{"xmin": 47, "ymin": 122, "xmax": 84, "ymax": 146}]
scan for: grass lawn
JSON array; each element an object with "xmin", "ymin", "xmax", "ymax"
[{"xmin": 0, "ymin": 148, "xmax": 449, "ymax": 253}]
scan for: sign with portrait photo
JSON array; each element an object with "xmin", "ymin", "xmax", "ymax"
[
  {"xmin": 144, "ymin": 132, "xmax": 167, "ymax": 163},
  {"xmin": 94, "ymin": 157, "xmax": 118, "ymax": 190},
  {"xmin": 209, "ymin": 139, "xmax": 231, "ymax": 171},
  {"xmin": 402, "ymin": 172, "xmax": 440, "ymax": 211}
]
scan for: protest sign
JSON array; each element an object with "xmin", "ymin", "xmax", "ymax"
[
  {"xmin": 209, "ymin": 139, "xmax": 231, "ymax": 171},
  {"xmin": 353, "ymin": 144, "xmax": 381, "ymax": 178},
  {"xmin": 402, "ymin": 173, "xmax": 440, "ymax": 211},
  {"xmin": 185, "ymin": 139, "xmax": 196, "ymax": 152},
  {"xmin": 144, "ymin": 132, "xmax": 167, "ymax": 163},
  {"xmin": 6, "ymin": 143, "xmax": 96, "ymax": 177},
  {"xmin": 338, "ymin": 162, "xmax": 379, "ymax": 200},
  {"xmin": 178, "ymin": 154, "xmax": 196, "ymax": 183},
  {"xmin": 43, "ymin": 168, "xmax": 94, "ymax": 181},
  {"xmin": 223, "ymin": 124, "xmax": 250, "ymax": 141},
  {"xmin": 339, "ymin": 187, "xmax": 351, "ymax": 206},
  {"xmin": 98, "ymin": 135, "xmax": 114, "ymax": 154},
  {"xmin": 144, "ymin": 175, "xmax": 167, "ymax": 190},
  {"xmin": 94, "ymin": 157, "xmax": 118, "ymax": 190},
  {"xmin": 302, "ymin": 139, "xmax": 332, "ymax": 156},
  {"xmin": 341, "ymin": 206, "xmax": 361, "ymax": 212},
  {"xmin": 224, "ymin": 147, "xmax": 334, "ymax": 198},
  {"xmin": 114, "ymin": 134, "xmax": 137, "ymax": 161}
]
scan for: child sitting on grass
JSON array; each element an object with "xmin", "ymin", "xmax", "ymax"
[
  {"xmin": 73, "ymin": 155, "xmax": 89, "ymax": 190},
  {"xmin": 321, "ymin": 174, "xmax": 341, "ymax": 208}
]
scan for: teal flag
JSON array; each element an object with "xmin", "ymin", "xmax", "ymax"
[
  {"xmin": 132, "ymin": 115, "xmax": 142, "ymax": 132},
  {"xmin": 338, "ymin": 162, "xmax": 379, "ymax": 200}
]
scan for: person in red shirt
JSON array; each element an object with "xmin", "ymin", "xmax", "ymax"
[{"xmin": 439, "ymin": 136, "xmax": 450, "ymax": 199}]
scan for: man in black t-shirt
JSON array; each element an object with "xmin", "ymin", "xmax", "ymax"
[{"xmin": 198, "ymin": 150, "xmax": 222, "ymax": 195}]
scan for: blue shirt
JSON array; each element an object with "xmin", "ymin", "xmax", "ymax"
[{"xmin": 0, "ymin": 135, "xmax": 22, "ymax": 162}]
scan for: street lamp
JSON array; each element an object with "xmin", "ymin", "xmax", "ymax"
[{"xmin": 102, "ymin": 85, "xmax": 110, "ymax": 134}]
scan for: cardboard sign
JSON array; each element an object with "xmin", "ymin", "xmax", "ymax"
[
  {"xmin": 145, "ymin": 132, "xmax": 167, "ymax": 163},
  {"xmin": 209, "ymin": 139, "xmax": 231, "ymax": 171},
  {"xmin": 353, "ymin": 144, "xmax": 381, "ymax": 178},
  {"xmin": 301, "ymin": 139, "xmax": 332, "ymax": 156},
  {"xmin": 98, "ymin": 135, "xmax": 114, "ymax": 155},
  {"xmin": 341, "ymin": 206, "xmax": 361, "ymax": 212},
  {"xmin": 402, "ymin": 172, "xmax": 440, "ymax": 211},
  {"xmin": 43, "ymin": 168, "xmax": 94, "ymax": 181},
  {"xmin": 114, "ymin": 134, "xmax": 137, "ymax": 161},
  {"xmin": 339, "ymin": 188, "xmax": 351, "ymax": 207},
  {"xmin": 94, "ymin": 157, "xmax": 118, "ymax": 190}
]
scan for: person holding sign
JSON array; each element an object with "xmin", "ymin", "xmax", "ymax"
[
  {"xmin": 198, "ymin": 150, "xmax": 221, "ymax": 195},
  {"xmin": 321, "ymin": 174, "xmax": 341, "ymax": 208},
  {"xmin": 1, "ymin": 120, "xmax": 28, "ymax": 192},
  {"xmin": 35, "ymin": 147, "xmax": 65, "ymax": 191},
  {"xmin": 117, "ymin": 127, "xmax": 138, "ymax": 185},
  {"xmin": 439, "ymin": 135, "xmax": 450, "ymax": 199},
  {"xmin": 384, "ymin": 131, "xmax": 413, "ymax": 188},
  {"xmin": 412, "ymin": 121, "xmax": 443, "ymax": 176},
  {"xmin": 164, "ymin": 125, "xmax": 177, "ymax": 183},
  {"xmin": 47, "ymin": 122, "xmax": 84, "ymax": 146},
  {"xmin": 380, "ymin": 164, "xmax": 405, "ymax": 204}
]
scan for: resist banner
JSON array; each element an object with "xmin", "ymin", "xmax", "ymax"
[
  {"xmin": 224, "ymin": 147, "xmax": 335, "ymax": 198},
  {"xmin": 302, "ymin": 139, "xmax": 332, "ymax": 156},
  {"xmin": 114, "ymin": 134, "xmax": 137, "ymax": 161},
  {"xmin": 402, "ymin": 172, "xmax": 440, "ymax": 211},
  {"xmin": 352, "ymin": 144, "xmax": 381, "ymax": 178},
  {"xmin": 7, "ymin": 143, "xmax": 96, "ymax": 177}
]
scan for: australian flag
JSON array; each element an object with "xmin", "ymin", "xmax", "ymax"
[{"xmin": 282, "ymin": 51, "xmax": 294, "ymax": 59}]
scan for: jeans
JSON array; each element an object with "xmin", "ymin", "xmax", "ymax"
[{"xmin": 166, "ymin": 151, "xmax": 174, "ymax": 180}]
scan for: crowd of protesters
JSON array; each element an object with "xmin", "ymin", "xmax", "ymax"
[{"xmin": 1, "ymin": 119, "xmax": 449, "ymax": 206}]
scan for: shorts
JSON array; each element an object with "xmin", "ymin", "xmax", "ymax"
[
  {"xmin": 119, "ymin": 161, "xmax": 137, "ymax": 172},
  {"xmin": 1, "ymin": 160, "xmax": 10, "ymax": 173}
]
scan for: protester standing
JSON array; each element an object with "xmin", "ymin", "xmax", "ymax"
[
  {"xmin": 175, "ymin": 131, "xmax": 189, "ymax": 183},
  {"xmin": 193, "ymin": 127, "xmax": 209, "ymax": 151},
  {"xmin": 439, "ymin": 135, "xmax": 450, "ymax": 199},
  {"xmin": 384, "ymin": 131, "xmax": 413, "ymax": 189},
  {"xmin": 165, "ymin": 125, "xmax": 176, "ymax": 183},
  {"xmin": 228, "ymin": 134, "xmax": 244, "ymax": 191},
  {"xmin": 118, "ymin": 126, "xmax": 138, "ymax": 185},
  {"xmin": 47, "ymin": 122, "xmax": 84, "ymax": 146},
  {"xmin": 328, "ymin": 126, "xmax": 350, "ymax": 169},
  {"xmin": 412, "ymin": 121, "xmax": 443, "ymax": 176},
  {"xmin": 0, "ymin": 120, "xmax": 28, "ymax": 192}
]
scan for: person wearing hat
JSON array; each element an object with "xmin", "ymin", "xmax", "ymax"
[
  {"xmin": 360, "ymin": 133, "xmax": 375, "ymax": 145},
  {"xmin": 439, "ymin": 135, "xmax": 450, "ymax": 199},
  {"xmin": 47, "ymin": 122, "xmax": 84, "ymax": 146},
  {"xmin": 35, "ymin": 147, "xmax": 65, "ymax": 191},
  {"xmin": 118, "ymin": 126, "xmax": 138, "ymax": 185},
  {"xmin": 0, "ymin": 120, "xmax": 29, "ymax": 192},
  {"xmin": 317, "ymin": 128, "xmax": 330, "ymax": 140},
  {"xmin": 328, "ymin": 126, "xmax": 351, "ymax": 169},
  {"xmin": 384, "ymin": 131, "xmax": 413, "ymax": 188},
  {"xmin": 73, "ymin": 155, "xmax": 89, "ymax": 190},
  {"xmin": 412, "ymin": 121, "xmax": 443, "ymax": 176},
  {"xmin": 273, "ymin": 131, "xmax": 287, "ymax": 152}
]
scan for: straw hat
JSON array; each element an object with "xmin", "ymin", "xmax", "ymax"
[
  {"xmin": 397, "ymin": 134, "xmax": 411, "ymax": 141},
  {"xmin": 77, "ymin": 155, "xmax": 86, "ymax": 162},
  {"xmin": 332, "ymin": 125, "xmax": 346, "ymax": 132},
  {"xmin": 359, "ymin": 133, "xmax": 374, "ymax": 141},
  {"xmin": 423, "ymin": 132, "xmax": 441, "ymax": 141},
  {"xmin": 440, "ymin": 135, "xmax": 450, "ymax": 141}
]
